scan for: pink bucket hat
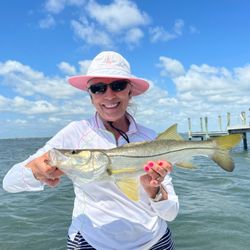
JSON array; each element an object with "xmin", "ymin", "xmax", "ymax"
[{"xmin": 68, "ymin": 51, "xmax": 149, "ymax": 96}]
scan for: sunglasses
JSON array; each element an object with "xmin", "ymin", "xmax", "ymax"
[{"xmin": 88, "ymin": 79, "xmax": 130, "ymax": 95}]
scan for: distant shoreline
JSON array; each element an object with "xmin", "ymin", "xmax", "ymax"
[{"xmin": 0, "ymin": 137, "xmax": 52, "ymax": 140}]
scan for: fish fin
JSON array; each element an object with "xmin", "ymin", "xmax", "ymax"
[
  {"xmin": 175, "ymin": 161, "xmax": 195, "ymax": 169},
  {"xmin": 156, "ymin": 124, "xmax": 184, "ymax": 141},
  {"xmin": 212, "ymin": 134, "xmax": 242, "ymax": 172},
  {"xmin": 115, "ymin": 178, "xmax": 140, "ymax": 201},
  {"xmin": 214, "ymin": 134, "xmax": 242, "ymax": 150},
  {"xmin": 110, "ymin": 167, "xmax": 137, "ymax": 175},
  {"xmin": 212, "ymin": 151, "xmax": 235, "ymax": 172}
]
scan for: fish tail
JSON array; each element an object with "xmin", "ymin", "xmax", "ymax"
[
  {"xmin": 212, "ymin": 134, "xmax": 242, "ymax": 172},
  {"xmin": 214, "ymin": 134, "xmax": 242, "ymax": 150}
]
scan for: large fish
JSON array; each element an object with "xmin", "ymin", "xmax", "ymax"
[{"xmin": 49, "ymin": 124, "xmax": 241, "ymax": 201}]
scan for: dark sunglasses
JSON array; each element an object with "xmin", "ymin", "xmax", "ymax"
[{"xmin": 88, "ymin": 80, "xmax": 130, "ymax": 95}]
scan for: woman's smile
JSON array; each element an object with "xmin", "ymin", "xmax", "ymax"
[{"xmin": 102, "ymin": 102, "xmax": 120, "ymax": 109}]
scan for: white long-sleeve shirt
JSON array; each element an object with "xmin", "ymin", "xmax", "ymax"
[{"xmin": 3, "ymin": 113, "xmax": 179, "ymax": 250}]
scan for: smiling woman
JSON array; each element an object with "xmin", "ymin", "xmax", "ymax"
[
  {"xmin": 3, "ymin": 51, "xmax": 179, "ymax": 250},
  {"xmin": 88, "ymin": 77, "xmax": 132, "ymax": 128}
]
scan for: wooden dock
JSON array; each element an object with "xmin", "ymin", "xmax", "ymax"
[
  {"xmin": 189, "ymin": 126, "xmax": 250, "ymax": 150},
  {"xmin": 188, "ymin": 113, "xmax": 250, "ymax": 150},
  {"xmin": 189, "ymin": 131, "xmax": 228, "ymax": 140}
]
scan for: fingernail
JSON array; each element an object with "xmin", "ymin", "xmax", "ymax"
[
  {"xmin": 158, "ymin": 161, "xmax": 163, "ymax": 166},
  {"xmin": 148, "ymin": 161, "xmax": 154, "ymax": 168},
  {"xmin": 144, "ymin": 165, "xmax": 150, "ymax": 172}
]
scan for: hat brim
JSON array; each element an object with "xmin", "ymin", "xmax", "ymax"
[{"xmin": 68, "ymin": 75, "xmax": 149, "ymax": 96}]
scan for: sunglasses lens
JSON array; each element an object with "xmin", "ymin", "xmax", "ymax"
[
  {"xmin": 110, "ymin": 80, "xmax": 129, "ymax": 92},
  {"xmin": 88, "ymin": 80, "xmax": 129, "ymax": 94},
  {"xmin": 89, "ymin": 83, "xmax": 107, "ymax": 94}
]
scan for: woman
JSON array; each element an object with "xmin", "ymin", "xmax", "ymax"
[{"xmin": 3, "ymin": 51, "xmax": 179, "ymax": 250}]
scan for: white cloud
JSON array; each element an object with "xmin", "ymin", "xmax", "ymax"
[
  {"xmin": 45, "ymin": 0, "xmax": 66, "ymax": 13},
  {"xmin": 2, "ymin": 53, "xmax": 250, "ymax": 138},
  {"xmin": 124, "ymin": 28, "xmax": 144, "ymax": 46},
  {"xmin": 58, "ymin": 61, "xmax": 76, "ymax": 75},
  {"xmin": 158, "ymin": 56, "xmax": 185, "ymax": 78},
  {"xmin": 14, "ymin": 119, "xmax": 28, "ymax": 124},
  {"xmin": 149, "ymin": 19, "xmax": 184, "ymax": 43},
  {"xmin": 71, "ymin": 18, "xmax": 113, "ymax": 48},
  {"xmin": 0, "ymin": 90, "xmax": 93, "ymax": 118},
  {"xmin": 174, "ymin": 64, "xmax": 234, "ymax": 93},
  {"xmin": 42, "ymin": 0, "xmax": 150, "ymax": 48},
  {"xmin": 57, "ymin": 59, "xmax": 91, "ymax": 75},
  {"xmin": 39, "ymin": 15, "xmax": 56, "ymax": 29},
  {"xmin": 154, "ymin": 56, "xmax": 250, "ymax": 131},
  {"xmin": 130, "ymin": 80, "xmax": 180, "ymax": 131},
  {"xmin": 44, "ymin": 0, "xmax": 85, "ymax": 13},
  {"xmin": 0, "ymin": 60, "xmax": 77, "ymax": 99},
  {"xmin": 78, "ymin": 60, "xmax": 92, "ymax": 74},
  {"xmin": 0, "ymin": 95, "xmax": 8, "ymax": 109},
  {"xmin": 48, "ymin": 117, "xmax": 62, "ymax": 123},
  {"xmin": 0, "ymin": 95, "xmax": 58, "ymax": 115},
  {"xmin": 234, "ymin": 64, "xmax": 250, "ymax": 88},
  {"xmin": 86, "ymin": 0, "xmax": 150, "ymax": 33}
]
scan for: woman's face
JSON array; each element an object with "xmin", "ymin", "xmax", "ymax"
[{"xmin": 88, "ymin": 78, "xmax": 132, "ymax": 122}]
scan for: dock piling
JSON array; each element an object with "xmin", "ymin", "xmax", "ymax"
[
  {"xmin": 243, "ymin": 133, "xmax": 248, "ymax": 150},
  {"xmin": 204, "ymin": 117, "xmax": 209, "ymax": 139}
]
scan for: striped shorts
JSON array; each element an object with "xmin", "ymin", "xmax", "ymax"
[{"xmin": 67, "ymin": 227, "xmax": 174, "ymax": 250}]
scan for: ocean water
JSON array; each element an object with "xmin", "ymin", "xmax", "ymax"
[{"xmin": 0, "ymin": 136, "xmax": 250, "ymax": 250}]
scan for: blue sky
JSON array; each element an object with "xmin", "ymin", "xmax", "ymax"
[{"xmin": 0, "ymin": 0, "xmax": 250, "ymax": 138}]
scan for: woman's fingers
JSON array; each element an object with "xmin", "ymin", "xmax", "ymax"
[
  {"xmin": 157, "ymin": 160, "xmax": 173, "ymax": 174},
  {"xmin": 143, "ymin": 160, "xmax": 173, "ymax": 184},
  {"xmin": 26, "ymin": 152, "xmax": 64, "ymax": 186}
]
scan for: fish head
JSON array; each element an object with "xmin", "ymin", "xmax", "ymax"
[
  {"xmin": 49, "ymin": 149, "xmax": 110, "ymax": 184},
  {"xmin": 49, "ymin": 149, "xmax": 91, "ymax": 167}
]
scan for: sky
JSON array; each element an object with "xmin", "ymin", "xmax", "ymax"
[{"xmin": 0, "ymin": 0, "xmax": 250, "ymax": 138}]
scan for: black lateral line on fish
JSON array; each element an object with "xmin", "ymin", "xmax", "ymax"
[{"xmin": 109, "ymin": 146, "xmax": 218, "ymax": 159}]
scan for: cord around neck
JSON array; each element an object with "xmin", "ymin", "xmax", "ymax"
[{"xmin": 108, "ymin": 121, "xmax": 130, "ymax": 143}]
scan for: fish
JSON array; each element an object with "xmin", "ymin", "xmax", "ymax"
[{"xmin": 49, "ymin": 124, "xmax": 241, "ymax": 201}]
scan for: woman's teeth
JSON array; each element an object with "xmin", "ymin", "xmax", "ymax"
[{"xmin": 103, "ymin": 103, "xmax": 119, "ymax": 108}]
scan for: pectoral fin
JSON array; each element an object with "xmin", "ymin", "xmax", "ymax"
[
  {"xmin": 115, "ymin": 178, "xmax": 140, "ymax": 201},
  {"xmin": 175, "ymin": 161, "xmax": 195, "ymax": 169}
]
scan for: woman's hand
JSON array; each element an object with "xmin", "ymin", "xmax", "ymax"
[
  {"xmin": 140, "ymin": 160, "xmax": 173, "ymax": 200},
  {"xmin": 26, "ymin": 152, "xmax": 64, "ymax": 187}
]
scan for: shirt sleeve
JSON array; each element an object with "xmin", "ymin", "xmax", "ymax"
[
  {"xmin": 2, "ymin": 121, "xmax": 85, "ymax": 193},
  {"xmin": 2, "ymin": 145, "xmax": 52, "ymax": 193},
  {"xmin": 2, "ymin": 121, "xmax": 83, "ymax": 193},
  {"xmin": 149, "ymin": 175, "xmax": 179, "ymax": 221},
  {"xmin": 2, "ymin": 161, "xmax": 44, "ymax": 193}
]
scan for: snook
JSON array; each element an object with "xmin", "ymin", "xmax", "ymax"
[{"xmin": 49, "ymin": 124, "xmax": 241, "ymax": 201}]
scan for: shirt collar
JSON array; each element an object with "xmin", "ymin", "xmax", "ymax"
[{"xmin": 92, "ymin": 112, "xmax": 138, "ymax": 134}]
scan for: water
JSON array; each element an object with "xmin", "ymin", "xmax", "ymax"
[
  {"xmin": 0, "ymin": 137, "xmax": 250, "ymax": 250},
  {"xmin": 0, "ymin": 138, "xmax": 74, "ymax": 250}
]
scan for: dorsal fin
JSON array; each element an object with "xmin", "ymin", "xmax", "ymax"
[{"xmin": 156, "ymin": 124, "xmax": 184, "ymax": 141}]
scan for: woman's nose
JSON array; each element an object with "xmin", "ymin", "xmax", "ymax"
[{"xmin": 104, "ymin": 86, "xmax": 116, "ymax": 98}]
